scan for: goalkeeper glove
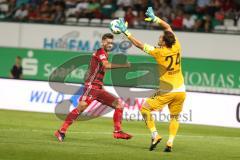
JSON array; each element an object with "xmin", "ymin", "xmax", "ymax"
[
  {"xmin": 144, "ymin": 7, "xmax": 161, "ymax": 24},
  {"xmin": 116, "ymin": 18, "xmax": 131, "ymax": 37}
]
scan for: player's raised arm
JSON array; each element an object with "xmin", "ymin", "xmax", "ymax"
[
  {"xmin": 145, "ymin": 7, "xmax": 173, "ymax": 33},
  {"xmin": 116, "ymin": 18, "xmax": 157, "ymax": 57},
  {"xmin": 116, "ymin": 18, "xmax": 145, "ymax": 50}
]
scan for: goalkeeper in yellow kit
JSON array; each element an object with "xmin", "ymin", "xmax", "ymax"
[{"xmin": 116, "ymin": 7, "xmax": 186, "ymax": 152}]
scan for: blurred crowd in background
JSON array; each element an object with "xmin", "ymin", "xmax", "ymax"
[{"xmin": 0, "ymin": 0, "xmax": 240, "ymax": 33}]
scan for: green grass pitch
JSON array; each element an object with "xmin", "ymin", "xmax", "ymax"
[{"xmin": 0, "ymin": 109, "xmax": 240, "ymax": 160}]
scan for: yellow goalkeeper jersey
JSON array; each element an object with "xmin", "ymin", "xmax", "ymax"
[{"xmin": 143, "ymin": 36, "xmax": 185, "ymax": 92}]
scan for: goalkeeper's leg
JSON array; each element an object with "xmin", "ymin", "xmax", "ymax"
[
  {"xmin": 164, "ymin": 92, "xmax": 186, "ymax": 152},
  {"xmin": 164, "ymin": 115, "xmax": 179, "ymax": 152},
  {"xmin": 140, "ymin": 102, "xmax": 162, "ymax": 151}
]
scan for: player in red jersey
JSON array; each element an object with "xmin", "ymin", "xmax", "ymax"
[{"xmin": 55, "ymin": 33, "xmax": 133, "ymax": 142}]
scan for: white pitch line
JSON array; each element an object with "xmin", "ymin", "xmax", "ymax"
[{"xmin": 1, "ymin": 128, "xmax": 240, "ymax": 140}]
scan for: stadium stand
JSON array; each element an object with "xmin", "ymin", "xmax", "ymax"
[{"xmin": 0, "ymin": 0, "xmax": 239, "ymax": 33}]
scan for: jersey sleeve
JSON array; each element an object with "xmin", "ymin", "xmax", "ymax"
[{"xmin": 143, "ymin": 43, "xmax": 158, "ymax": 57}]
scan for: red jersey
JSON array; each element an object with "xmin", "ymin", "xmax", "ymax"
[{"xmin": 84, "ymin": 48, "xmax": 108, "ymax": 89}]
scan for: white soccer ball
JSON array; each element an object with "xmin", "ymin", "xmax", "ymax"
[{"xmin": 109, "ymin": 19, "xmax": 121, "ymax": 34}]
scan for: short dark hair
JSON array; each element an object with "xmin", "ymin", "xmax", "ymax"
[
  {"xmin": 163, "ymin": 31, "xmax": 176, "ymax": 48},
  {"xmin": 102, "ymin": 33, "xmax": 114, "ymax": 40},
  {"xmin": 16, "ymin": 56, "xmax": 22, "ymax": 60}
]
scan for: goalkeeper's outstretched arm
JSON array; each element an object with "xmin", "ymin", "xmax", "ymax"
[
  {"xmin": 116, "ymin": 18, "xmax": 157, "ymax": 53},
  {"xmin": 145, "ymin": 7, "xmax": 174, "ymax": 33},
  {"xmin": 116, "ymin": 18, "xmax": 145, "ymax": 50},
  {"xmin": 122, "ymin": 32, "xmax": 155, "ymax": 56},
  {"xmin": 127, "ymin": 34, "xmax": 144, "ymax": 50},
  {"xmin": 154, "ymin": 18, "xmax": 173, "ymax": 33}
]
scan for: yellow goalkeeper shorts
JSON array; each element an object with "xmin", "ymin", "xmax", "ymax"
[{"xmin": 145, "ymin": 91, "xmax": 186, "ymax": 115}]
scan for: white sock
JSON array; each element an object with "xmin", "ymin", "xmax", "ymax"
[
  {"xmin": 151, "ymin": 131, "xmax": 158, "ymax": 139},
  {"xmin": 167, "ymin": 136, "xmax": 174, "ymax": 146}
]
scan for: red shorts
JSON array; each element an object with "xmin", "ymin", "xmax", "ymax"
[{"xmin": 79, "ymin": 86, "xmax": 117, "ymax": 107}]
